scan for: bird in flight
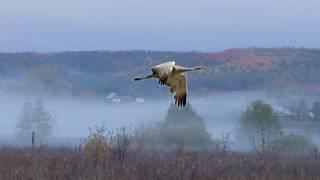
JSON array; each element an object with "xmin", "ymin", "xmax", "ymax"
[{"xmin": 134, "ymin": 61, "xmax": 206, "ymax": 107}]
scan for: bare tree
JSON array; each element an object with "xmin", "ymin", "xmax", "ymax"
[
  {"xmin": 109, "ymin": 127, "xmax": 131, "ymax": 163},
  {"xmin": 16, "ymin": 99, "xmax": 55, "ymax": 145}
]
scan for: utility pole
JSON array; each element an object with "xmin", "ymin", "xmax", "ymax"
[{"xmin": 32, "ymin": 131, "xmax": 35, "ymax": 149}]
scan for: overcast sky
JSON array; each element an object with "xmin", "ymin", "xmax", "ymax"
[{"xmin": 1, "ymin": 0, "xmax": 319, "ymax": 52}]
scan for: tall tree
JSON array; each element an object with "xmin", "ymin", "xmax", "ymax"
[
  {"xmin": 16, "ymin": 102, "xmax": 34, "ymax": 139},
  {"xmin": 16, "ymin": 99, "xmax": 55, "ymax": 145},
  {"xmin": 240, "ymin": 100, "xmax": 281, "ymax": 152},
  {"xmin": 160, "ymin": 104, "xmax": 212, "ymax": 149}
]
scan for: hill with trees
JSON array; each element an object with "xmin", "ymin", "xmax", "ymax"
[{"xmin": 0, "ymin": 48, "xmax": 320, "ymax": 98}]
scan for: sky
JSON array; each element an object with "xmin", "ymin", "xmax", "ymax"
[{"xmin": 1, "ymin": 0, "xmax": 320, "ymax": 52}]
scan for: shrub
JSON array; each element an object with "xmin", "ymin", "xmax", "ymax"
[
  {"xmin": 274, "ymin": 133, "xmax": 317, "ymax": 156},
  {"xmin": 84, "ymin": 123, "xmax": 110, "ymax": 166},
  {"xmin": 109, "ymin": 127, "xmax": 131, "ymax": 163}
]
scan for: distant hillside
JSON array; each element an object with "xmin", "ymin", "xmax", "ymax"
[{"xmin": 0, "ymin": 48, "xmax": 320, "ymax": 97}]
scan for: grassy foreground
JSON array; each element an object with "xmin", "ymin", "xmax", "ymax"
[{"xmin": 0, "ymin": 146, "xmax": 319, "ymax": 180}]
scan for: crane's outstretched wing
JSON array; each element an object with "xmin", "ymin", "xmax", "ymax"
[{"xmin": 168, "ymin": 73, "xmax": 187, "ymax": 107}]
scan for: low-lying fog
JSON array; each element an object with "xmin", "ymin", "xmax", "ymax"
[{"xmin": 1, "ymin": 92, "xmax": 319, "ymax": 147}]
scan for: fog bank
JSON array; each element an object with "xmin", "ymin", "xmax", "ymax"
[{"xmin": 1, "ymin": 92, "xmax": 319, "ymax": 147}]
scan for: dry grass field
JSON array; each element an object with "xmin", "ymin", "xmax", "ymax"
[{"xmin": 0, "ymin": 146, "xmax": 319, "ymax": 180}]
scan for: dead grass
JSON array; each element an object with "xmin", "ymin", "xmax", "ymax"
[{"xmin": 0, "ymin": 146, "xmax": 319, "ymax": 180}]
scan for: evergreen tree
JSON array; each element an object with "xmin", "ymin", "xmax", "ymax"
[{"xmin": 160, "ymin": 104, "xmax": 212, "ymax": 149}]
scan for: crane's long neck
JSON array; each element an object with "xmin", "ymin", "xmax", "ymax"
[{"xmin": 134, "ymin": 74, "xmax": 156, "ymax": 81}]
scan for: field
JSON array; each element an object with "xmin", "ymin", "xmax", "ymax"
[{"xmin": 1, "ymin": 146, "xmax": 320, "ymax": 180}]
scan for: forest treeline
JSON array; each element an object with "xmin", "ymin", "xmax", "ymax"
[{"xmin": 0, "ymin": 48, "xmax": 320, "ymax": 97}]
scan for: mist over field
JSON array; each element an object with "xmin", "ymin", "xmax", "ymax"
[
  {"xmin": 1, "ymin": 90, "xmax": 319, "ymax": 148},
  {"xmin": 1, "ymin": 95, "xmax": 165, "ymax": 136}
]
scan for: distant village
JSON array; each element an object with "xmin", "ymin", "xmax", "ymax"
[{"xmin": 104, "ymin": 92, "xmax": 146, "ymax": 104}]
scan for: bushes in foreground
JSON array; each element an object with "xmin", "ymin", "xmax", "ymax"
[
  {"xmin": 274, "ymin": 133, "xmax": 317, "ymax": 156},
  {"xmin": 0, "ymin": 146, "xmax": 319, "ymax": 180}
]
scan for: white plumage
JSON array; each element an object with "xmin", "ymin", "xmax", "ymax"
[{"xmin": 134, "ymin": 61, "xmax": 206, "ymax": 107}]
